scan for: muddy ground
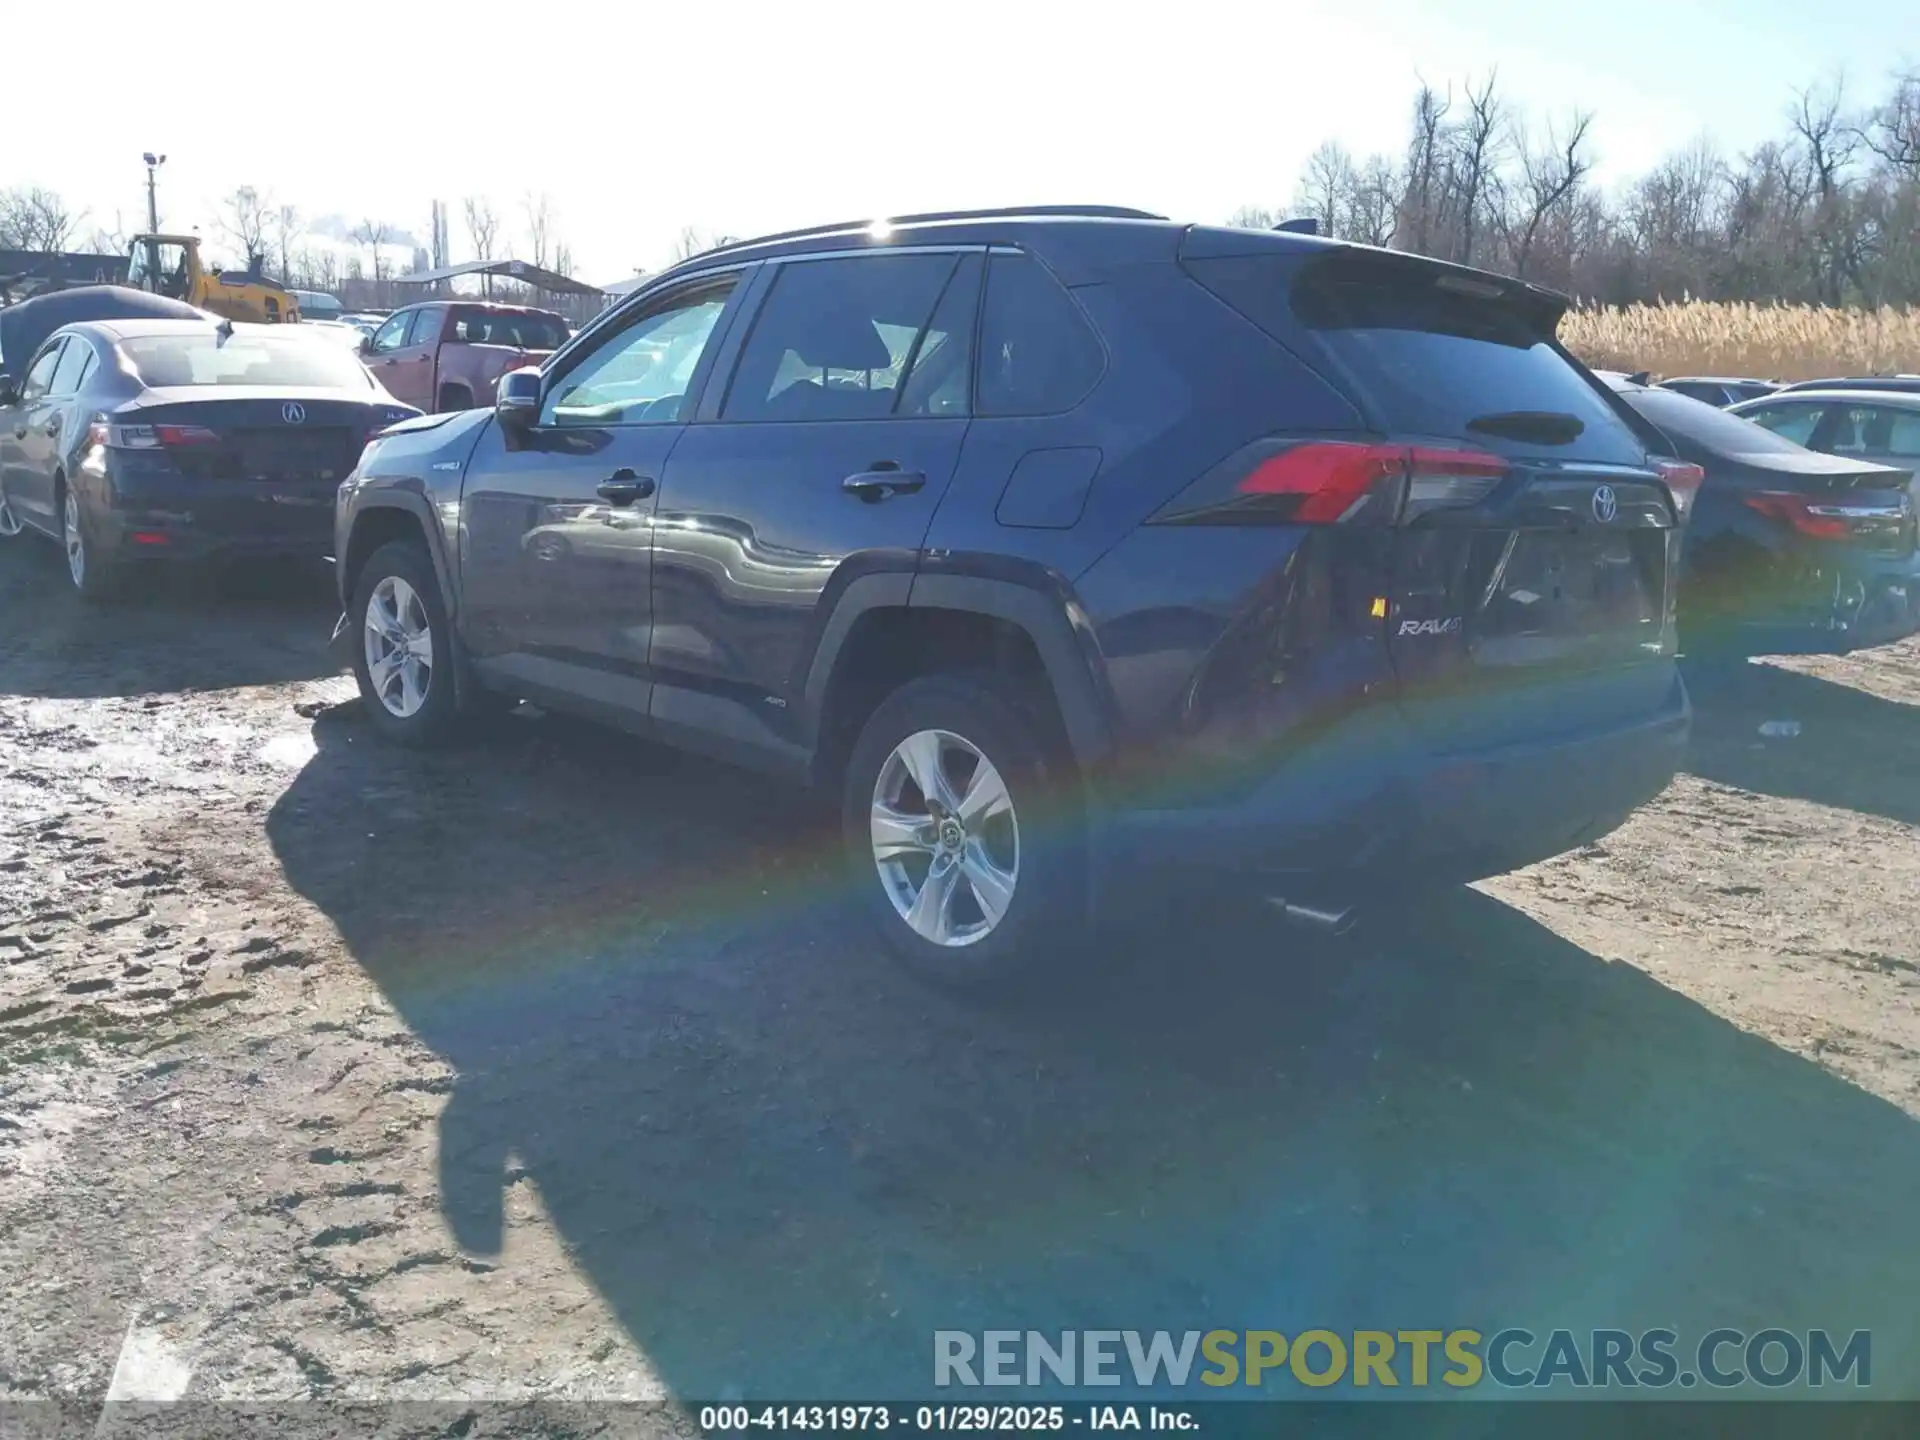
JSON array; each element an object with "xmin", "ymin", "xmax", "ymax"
[{"xmin": 3, "ymin": 532, "xmax": 1919, "ymax": 1421}]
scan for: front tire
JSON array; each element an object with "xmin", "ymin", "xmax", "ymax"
[
  {"xmin": 437, "ymin": 384, "xmax": 473, "ymax": 414},
  {"xmin": 0, "ymin": 492, "xmax": 22, "ymax": 540},
  {"xmin": 350, "ymin": 540, "xmax": 462, "ymax": 745},
  {"xmin": 842, "ymin": 673, "xmax": 1083, "ymax": 993}
]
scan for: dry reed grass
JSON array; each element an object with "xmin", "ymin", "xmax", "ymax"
[{"xmin": 1560, "ymin": 301, "xmax": 1920, "ymax": 382}]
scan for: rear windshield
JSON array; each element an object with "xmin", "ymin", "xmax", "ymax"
[
  {"xmin": 1625, "ymin": 387, "xmax": 1811, "ymax": 460},
  {"xmin": 1290, "ymin": 257, "xmax": 1643, "ymax": 463},
  {"xmin": 452, "ymin": 311, "xmax": 568, "ymax": 350},
  {"xmin": 122, "ymin": 332, "xmax": 373, "ymax": 389}
]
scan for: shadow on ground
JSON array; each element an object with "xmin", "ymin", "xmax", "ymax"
[
  {"xmin": 266, "ymin": 702, "xmax": 1920, "ymax": 1402},
  {"xmin": 0, "ymin": 535, "xmax": 338, "ymax": 697},
  {"xmin": 1683, "ymin": 656, "xmax": 1920, "ymax": 827}
]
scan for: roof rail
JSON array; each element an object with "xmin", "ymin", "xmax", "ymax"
[{"xmin": 690, "ymin": 205, "xmax": 1168, "ymax": 264}]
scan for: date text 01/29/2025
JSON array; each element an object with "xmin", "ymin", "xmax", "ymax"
[{"xmin": 698, "ymin": 1405, "xmax": 1196, "ymax": 1432}]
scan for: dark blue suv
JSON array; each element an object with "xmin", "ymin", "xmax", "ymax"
[{"xmin": 332, "ymin": 206, "xmax": 1691, "ymax": 989}]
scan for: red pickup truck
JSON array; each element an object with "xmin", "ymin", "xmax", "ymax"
[{"xmin": 359, "ymin": 301, "xmax": 570, "ymax": 413}]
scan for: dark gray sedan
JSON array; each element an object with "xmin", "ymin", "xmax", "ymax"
[{"xmin": 0, "ymin": 317, "xmax": 418, "ymax": 597}]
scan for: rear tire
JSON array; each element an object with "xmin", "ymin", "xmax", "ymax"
[
  {"xmin": 437, "ymin": 384, "xmax": 473, "ymax": 414},
  {"xmin": 350, "ymin": 540, "xmax": 463, "ymax": 746},
  {"xmin": 0, "ymin": 492, "xmax": 22, "ymax": 540},
  {"xmin": 842, "ymin": 672, "xmax": 1083, "ymax": 994},
  {"xmin": 60, "ymin": 482, "xmax": 122, "ymax": 602}
]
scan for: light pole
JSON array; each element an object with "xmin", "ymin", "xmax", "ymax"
[{"xmin": 141, "ymin": 153, "xmax": 166, "ymax": 233}]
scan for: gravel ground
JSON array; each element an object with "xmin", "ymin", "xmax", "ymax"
[{"xmin": 2, "ymin": 533, "xmax": 1918, "ymax": 1419}]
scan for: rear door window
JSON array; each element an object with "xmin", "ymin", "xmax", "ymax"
[
  {"xmin": 21, "ymin": 340, "xmax": 65, "ymax": 400},
  {"xmin": 976, "ymin": 253, "xmax": 1104, "ymax": 416},
  {"xmin": 721, "ymin": 254, "xmax": 958, "ymax": 422}
]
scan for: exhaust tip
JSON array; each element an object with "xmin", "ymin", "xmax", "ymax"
[{"xmin": 1269, "ymin": 897, "xmax": 1359, "ymax": 937}]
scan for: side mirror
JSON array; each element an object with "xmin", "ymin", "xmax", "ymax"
[
  {"xmin": 358, "ymin": 333, "xmax": 374, "ymax": 356},
  {"xmin": 495, "ymin": 367, "xmax": 542, "ymax": 430},
  {"xmin": 0, "ymin": 374, "xmax": 16, "ymax": 406}
]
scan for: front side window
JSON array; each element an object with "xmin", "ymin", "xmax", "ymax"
[
  {"xmin": 542, "ymin": 281, "xmax": 735, "ymax": 427},
  {"xmin": 370, "ymin": 312, "xmax": 414, "ymax": 354},
  {"xmin": 1739, "ymin": 403, "xmax": 1824, "ymax": 447},
  {"xmin": 976, "ymin": 252, "xmax": 1105, "ymax": 417},
  {"xmin": 22, "ymin": 340, "xmax": 65, "ymax": 399},
  {"xmin": 406, "ymin": 307, "xmax": 447, "ymax": 347},
  {"xmin": 722, "ymin": 254, "xmax": 959, "ymax": 422}
]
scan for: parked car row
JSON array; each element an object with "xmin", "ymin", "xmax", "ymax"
[{"xmin": 0, "ymin": 209, "xmax": 1910, "ymax": 990}]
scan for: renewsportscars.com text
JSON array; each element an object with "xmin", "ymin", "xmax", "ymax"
[{"xmin": 933, "ymin": 1328, "xmax": 1870, "ymax": 1391}]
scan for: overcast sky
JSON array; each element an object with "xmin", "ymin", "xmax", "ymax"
[{"xmin": 8, "ymin": 0, "xmax": 1912, "ymax": 284}]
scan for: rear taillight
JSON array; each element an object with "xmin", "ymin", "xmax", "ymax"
[
  {"xmin": 1655, "ymin": 459, "xmax": 1705, "ymax": 521},
  {"xmin": 1741, "ymin": 490, "xmax": 1908, "ymax": 540},
  {"xmin": 96, "ymin": 423, "xmax": 221, "ymax": 449},
  {"xmin": 1151, "ymin": 437, "xmax": 1509, "ymax": 527}
]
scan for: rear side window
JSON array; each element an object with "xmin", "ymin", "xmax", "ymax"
[
  {"xmin": 976, "ymin": 253, "xmax": 1104, "ymax": 416},
  {"xmin": 49, "ymin": 337, "xmax": 93, "ymax": 395}
]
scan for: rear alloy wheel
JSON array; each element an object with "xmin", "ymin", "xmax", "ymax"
[
  {"xmin": 843, "ymin": 673, "xmax": 1082, "ymax": 992},
  {"xmin": 0, "ymin": 495, "xmax": 21, "ymax": 539},
  {"xmin": 350, "ymin": 540, "xmax": 462, "ymax": 745},
  {"xmin": 871, "ymin": 729, "xmax": 1020, "ymax": 948},
  {"xmin": 61, "ymin": 487, "xmax": 119, "ymax": 600}
]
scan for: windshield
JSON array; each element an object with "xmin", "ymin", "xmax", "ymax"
[
  {"xmin": 127, "ymin": 241, "xmax": 193, "ymax": 300},
  {"xmin": 121, "ymin": 331, "xmax": 373, "ymax": 389},
  {"xmin": 1626, "ymin": 388, "xmax": 1812, "ymax": 459}
]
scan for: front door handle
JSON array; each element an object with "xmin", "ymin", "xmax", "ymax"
[
  {"xmin": 596, "ymin": 469, "xmax": 656, "ymax": 506},
  {"xmin": 843, "ymin": 467, "xmax": 926, "ymax": 501}
]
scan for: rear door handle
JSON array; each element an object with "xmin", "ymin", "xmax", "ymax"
[
  {"xmin": 596, "ymin": 469, "xmax": 656, "ymax": 506},
  {"xmin": 843, "ymin": 468, "xmax": 926, "ymax": 501}
]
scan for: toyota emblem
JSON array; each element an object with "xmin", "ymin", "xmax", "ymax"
[
  {"xmin": 1591, "ymin": 484, "xmax": 1618, "ymax": 523},
  {"xmin": 282, "ymin": 402, "xmax": 306, "ymax": 424}
]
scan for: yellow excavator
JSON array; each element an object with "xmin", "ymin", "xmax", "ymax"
[{"xmin": 125, "ymin": 234, "xmax": 301, "ymax": 323}]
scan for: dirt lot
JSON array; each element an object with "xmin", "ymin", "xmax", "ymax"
[{"xmin": 3, "ymin": 532, "xmax": 1919, "ymax": 1415}]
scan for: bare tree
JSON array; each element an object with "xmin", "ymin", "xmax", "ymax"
[
  {"xmin": 671, "ymin": 226, "xmax": 734, "ymax": 263},
  {"xmin": 553, "ymin": 242, "xmax": 576, "ymax": 279},
  {"xmin": 1400, "ymin": 82, "xmax": 1453, "ymax": 257},
  {"xmin": 1865, "ymin": 66, "xmax": 1920, "ymax": 176},
  {"xmin": 523, "ymin": 192, "xmax": 554, "ymax": 269},
  {"xmin": 352, "ymin": 218, "xmax": 395, "ymax": 282},
  {"xmin": 0, "ymin": 187, "xmax": 83, "ymax": 252},
  {"xmin": 1791, "ymin": 78, "xmax": 1864, "ymax": 303},
  {"xmin": 274, "ymin": 204, "xmax": 301, "ymax": 286},
  {"xmin": 1453, "ymin": 72, "xmax": 1506, "ymax": 266},
  {"xmin": 1227, "ymin": 204, "xmax": 1278, "ymax": 230},
  {"xmin": 220, "ymin": 186, "xmax": 272, "ymax": 268},
  {"xmin": 1505, "ymin": 110, "xmax": 1595, "ymax": 279},
  {"xmin": 1347, "ymin": 155, "xmax": 1402, "ymax": 248},
  {"xmin": 88, "ymin": 211, "xmax": 131, "ymax": 256},
  {"xmin": 463, "ymin": 197, "xmax": 500, "ymax": 262},
  {"xmin": 1292, "ymin": 140, "xmax": 1356, "ymax": 237}
]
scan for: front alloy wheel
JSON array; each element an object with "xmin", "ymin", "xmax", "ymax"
[
  {"xmin": 363, "ymin": 574, "xmax": 435, "ymax": 718},
  {"xmin": 0, "ymin": 495, "xmax": 22, "ymax": 539},
  {"xmin": 870, "ymin": 728, "xmax": 1020, "ymax": 947}
]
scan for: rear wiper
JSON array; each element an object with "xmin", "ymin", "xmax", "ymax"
[{"xmin": 1466, "ymin": 410, "xmax": 1585, "ymax": 445}]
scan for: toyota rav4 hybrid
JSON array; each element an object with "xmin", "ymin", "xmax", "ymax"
[{"xmin": 332, "ymin": 207, "xmax": 1695, "ymax": 989}]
